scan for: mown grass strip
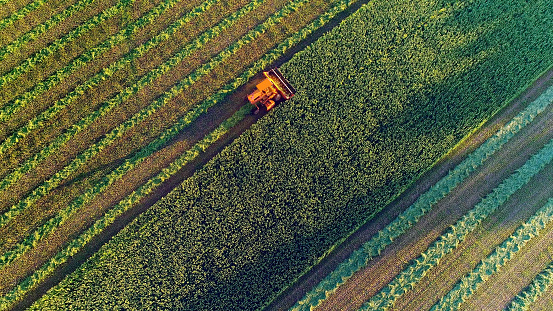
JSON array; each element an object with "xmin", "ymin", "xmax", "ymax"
[
  {"xmin": 0, "ymin": 0, "xmax": 187, "ymax": 123},
  {"xmin": 0, "ymin": 0, "xmax": 220, "ymax": 192},
  {"xmin": 0, "ymin": 104, "xmax": 251, "ymax": 311},
  {"xmin": 506, "ymin": 260, "xmax": 553, "ymax": 310},
  {"xmin": 1, "ymin": 2, "xmax": 363, "ymax": 307},
  {"xmin": 0, "ymin": 0, "xmax": 50, "ymax": 31},
  {"xmin": 359, "ymin": 138, "xmax": 553, "ymax": 311},
  {"xmin": 290, "ymin": 84, "xmax": 553, "ymax": 311},
  {"xmin": 0, "ymin": 0, "xmax": 137, "ymax": 89},
  {"xmin": 0, "ymin": 0, "xmax": 313, "ymax": 267},
  {"xmin": 431, "ymin": 198, "xmax": 553, "ymax": 311}
]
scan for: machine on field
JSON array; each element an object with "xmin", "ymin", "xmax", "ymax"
[{"xmin": 247, "ymin": 68, "xmax": 296, "ymax": 114}]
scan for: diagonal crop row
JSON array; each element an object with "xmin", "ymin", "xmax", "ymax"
[
  {"xmin": 0, "ymin": 0, "xmax": 266, "ymax": 226},
  {"xmin": 0, "ymin": 0, "xmax": 221, "ymax": 192},
  {"xmin": 359, "ymin": 137, "xmax": 553, "ymax": 311},
  {"xmin": 0, "ymin": 0, "xmax": 50, "ymax": 31},
  {"xmin": 289, "ymin": 84, "xmax": 553, "ymax": 311},
  {"xmin": 431, "ymin": 198, "xmax": 553, "ymax": 311},
  {"xmin": 506, "ymin": 260, "xmax": 553, "ymax": 310},
  {"xmin": 0, "ymin": 1, "xmax": 362, "ymax": 306},
  {"xmin": 0, "ymin": 0, "xmax": 189, "ymax": 123},
  {"xmin": 0, "ymin": 0, "xmax": 137, "ymax": 89},
  {"xmin": 0, "ymin": 0, "xmax": 97, "ymax": 63},
  {"xmin": 0, "ymin": 104, "xmax": 251, "ymax": 311},
  {"xmin": 0, "ymin": 0, "xmax": 315, "ymax": 267}
]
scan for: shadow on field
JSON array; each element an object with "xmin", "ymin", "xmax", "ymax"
[{"xmin": 10, "ymin": 0, "xmax": 373, "ymax": 309}]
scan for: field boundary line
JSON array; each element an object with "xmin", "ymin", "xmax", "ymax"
[
  {"xmin": 0, "ymin": 0, "xmax": 188, "ymax": 123},
  {"xmin": 431, "ymin": 198, "xmax": 553, "ymax": 310},
  {"xmin": 0, "ymin": 0, "xmax": 314, "ymax": 270},
  {"xmin": 0, "ymin": 0, "xmax": 365, "ymax": 307},
  {"xmin": 359, "ymin": 137, "xmax": 553, "ymax": 310},
  {"xmin": 289, "ymin": 85, "xmax": 553, "ymax": 310},
  {"xmin": 0, "ymin": 0, "xmax": 138, "ymax": 89},
  {"xmin": 0, "ymin": 0, "xmax": 220, "ymax": 193},
  {"xmin": 0, "ymin": 0, "xmax": 50, "ymax": 31}
]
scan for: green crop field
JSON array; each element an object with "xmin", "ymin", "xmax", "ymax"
[{"xmin": 1, "ymin": 0, "xmax": 553, "ymax": 310}]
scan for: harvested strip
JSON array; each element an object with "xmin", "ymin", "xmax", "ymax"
[
  {"xmin": 3, "ymin": 1, "xmax": 364, "ymax": 307},
  {"xmin": 0, "ymin": 0, "xmax": 98, "ymax": 62},
  {"xmin": 290, "ymin": 84, "xmax": 553, "ymax": 311},
  {"xmin": 359, "ymin": 137, "xmax": 553, "ymax": 310},
  {"xmin": 0, "ymin": 0, "xmax": 187, "ymax": 123},
  {"xmin": 0, "ymin": 0, "xmax": 220, "ymax": 193},
  {"xmin": 0, "ymin": 104, "xmax": 250, "ymax": 311},
  {"xmin": 506, "ymin": 261, "xmax": 553, "ymax": 310},
  {"xmin": 0, "ymin": 0, "xmax": 50, "ymax": 31},
  {"xmin": 0, "ymin": 0, "xmax": 313, "ymax": 267},
  {"xmin": 0, "ymin": 0, "xmax": 136, "ymax": 89},
  {"xmin": 431, "ymin": 198, "xmax": 553, "ymax": 311}
]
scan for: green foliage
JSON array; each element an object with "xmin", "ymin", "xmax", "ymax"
[
  {"xmin": 432, "ymin": 198, "xmax": 553, "ymax": 311},
  {"xmin": 0, "ymin": 0, "xmax": 135, "ymax": 85},
  {"xmin": 507, "ymin": 260, "xmax": 553, "ymax": 310},
  {"xmin": 292, "ymin": 84, "xmax": 553, "ymax": 310},
  {"xmin": 0, "ymin": 0, "xmax": 50, "ymax": 31},
  {"xmin": 19, "ymin": 0, "xmax": 553, "ymax": 310},
  {"xmin": 361, "ymin": 138, "xmax": 553, "ymax": 310},
  {"xmin": 0, "ymin": 0, "xmax": 190, "ymax": 123}
]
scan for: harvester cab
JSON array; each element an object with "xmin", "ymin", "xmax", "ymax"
[{"xmin": 247, "ymin": 68, "xmax": 296, "ymax": 114}]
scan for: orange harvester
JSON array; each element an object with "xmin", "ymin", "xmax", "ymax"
[{"xmin": 247, "ymin": 68, "xmax": 296, "ymax": 114}]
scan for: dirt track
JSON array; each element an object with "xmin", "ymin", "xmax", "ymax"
[{"xmin": 265, "ymin": 64, "xmax": 553, "ymax": 311}]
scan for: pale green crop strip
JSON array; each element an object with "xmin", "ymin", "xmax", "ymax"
[
  {"xmin": 506, "ymin": 261, "xmax": 553, "ymax": 310},
  {"xmin": 290, "ymin": 85, "xmax": 553, "ymax": 311},
  {"xmin": 0, "ymin": 0, "xmax": 315, "ymax": 268},
  {"xmin": 0, "ymin": 0, "xmax": 50, "ymax": 31},
  {"xmin": 0, "ymin": 0, "xmax": 136, "ymax": 89},
  {"xmin": 359, "ymin": 138, "xmax": 553, "ymax": 311},
  {"xmin": 2, "ymin": 1, "xmax": 362, "ymax": 307},
  {"xmin": 0, "ymin": 0, "xmax": 218, "ymax": 192},
  {"xmin": 0, "ymin": 0, "xmax": 188, "ymax": 123},
  {"xmin": 0, "ymin": 0, "xmax": 265, "ymax": 227},
  {"xmin": 431, "ymin": 198, "xmax": 553, "ymax": 311}
]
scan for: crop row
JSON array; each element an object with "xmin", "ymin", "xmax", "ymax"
[
  {"xmin": 360, "ymin": 137, "xmax": 553, "ymax": 310},
  {"xmin": 506, "ymin": 260, "xmax": 553, "ymax": 310},
  {"xmin": 290, "ymin": 84, "xmax": 553, "ymax": 310},
  {"xmin": 4, "ymin": 0, "xmax": 363, "ymax": 308},
  {"xmin": 0, "ymin": 0, "xmax": 220, "ymax": 195},
  {"xmin": 0, "ymin": 0, "xmax": 190, "ymax": 123},
  {"xmin": 0, "ymin": 0, "xmax": 266, "ymax": 225},
  {"xmin": 0, "ymin": 0, "xmax": 311, "ymax": 269},
  {"xmin": 430, "ymin": 197, "xmax": 553, "ymax": 310},
  {"xmin": 0, "ymin": 0, "xmax": 49, "ymax": 31},
  {"xmin": 0, "ymin": 104, "xmax": 251, "ymax": 311},
  {"xmin": 0, "ymin": 0, "xmax": 137, "ymax": 89}
]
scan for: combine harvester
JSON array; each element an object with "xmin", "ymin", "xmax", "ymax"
[{"xmin": 248, "ymin": 68, "xmax": 296, "ymax": 114}]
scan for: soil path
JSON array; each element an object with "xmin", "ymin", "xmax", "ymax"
[{"xmin": 266, "ymin": 64, "xmax": 553, "ymax": 311}]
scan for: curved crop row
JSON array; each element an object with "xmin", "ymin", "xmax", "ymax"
[
  {"xmin": 0, "ymin": 0, "xmax": 136, "ymax": 89},
  {"xmin": 0, "ymin": 0, "xmax": 50, "ymax": 31},
  {"xmin": 0, "ymin": 1, "xmax": 363, "ymax": 306},
  {"xmin": 359, "ymin": 137, "xmax": 553, "ymax": 311},
  {"xmin": 431, "ymin": 198, "xmax": 553, "ymax": 310},
  {"xmin": 0, "ymin": 0, "xmax": 221, "ymax": 192},
  {"xmin": 290, "ymin": 84, "xmax": 553, "ymax": 311},
  {"xmin": 0, "ymin": 104, "xmax": 251, "ymax": 311},
  {"xmin": 0, "ymin": 0, "xmax": 188, "ymax": 123},
  {"xmin": 0, "ymin": 0, "xmax": 312, "ymax": 268},
  {"xmin": 506, "ymin": 260, "xmax": 553, "ymax": 310}
]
